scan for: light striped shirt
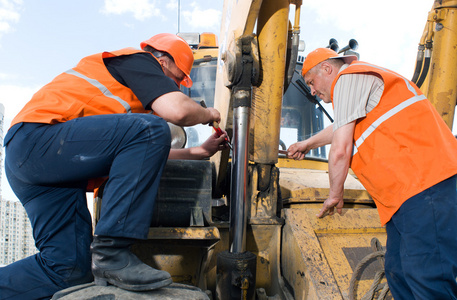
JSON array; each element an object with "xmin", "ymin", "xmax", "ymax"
[{"xmin": 333, "ymin": 64, "xmax": 385, "ymax": 131}]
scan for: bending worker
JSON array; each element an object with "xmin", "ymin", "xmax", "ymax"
[
  {"xmin": 288, "ymin": 48, "xmax": 457, "ymax": 299},
  {"xmin": 0, "ymin": 33, "xmax": 229, "ymax": 299}
]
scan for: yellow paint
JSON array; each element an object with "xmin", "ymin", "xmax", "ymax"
[
  {"xmin": 421, "ymin": 0, "xmax": 457, "ymax": 128},
  {"xmin": 251, "ymin": 0, "xmax": 289, "ymax": 164}
]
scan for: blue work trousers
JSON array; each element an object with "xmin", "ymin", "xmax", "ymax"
[
  {"xmin": 385, "ymin": 175, "xmax": 457, "ymax": 300},
  {"xmin": 0, "ymin": 114, "xmax": 171, "ymax": 300}
]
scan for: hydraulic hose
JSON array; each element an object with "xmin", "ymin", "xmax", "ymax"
[
  {"xmin": 411, "ymin": 46, "xmax": 425, "ymax": 84},
  {"xmin": 285, "ymin": 2, "xmax": 301, "ymax": 91},
  {"xmin": 416, "ymin": 48, "xmax": 431, "ymax": 88}
]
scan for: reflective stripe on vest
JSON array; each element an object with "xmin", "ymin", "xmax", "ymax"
[
  {"xmin": 350, "ymin": 62, "xmax": 426, "ymax": 156},
  {"xmin": 64, "ymin": 68, "xmax": 132, "ymax": 113},
  {"xmin": 353, "ymin": 95, "xmax": 426, "ymax": 155}
]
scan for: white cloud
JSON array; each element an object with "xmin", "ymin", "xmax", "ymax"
[
  {"xmin": 166, "ymin": 0, "xmax": 178, "ymax": 11},
  {"xmin": 301, "ymin": 0, "xmax": 432, "ymax": 78},
  {"xmin": 101, "ymin": 0, "xmax": 163, "ymax": 21},
  {"xmin": 0, "ymin": 0, "xmax": 23, "ymax": 42},
  {"xmin": 182, "ymin": 4, "xmax": 221, "ymax": 30}
]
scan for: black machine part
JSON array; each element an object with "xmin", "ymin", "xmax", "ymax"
[{"xmin": 216, "ymin": 251, "xmax": 257, "ymax": 300}]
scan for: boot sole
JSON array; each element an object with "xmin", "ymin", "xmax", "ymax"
[{"xmin": 94, "ymin": 276, "xmax": 173, "ymax": 291}]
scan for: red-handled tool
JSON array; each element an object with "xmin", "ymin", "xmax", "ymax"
[{"xmin": 200, "ymin": 100, "xmax": 232, "ymax": 149}]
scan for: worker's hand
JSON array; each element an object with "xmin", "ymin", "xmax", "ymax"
[
  {"xmin": 205, "ymin": 107, "xmax": 221, "ymax": 125},
  {"xmin": 316, "ymin": 196, "xmax": 344, "ymax": 218},
  {"xmin": 287, "ymin": 140, "xmax": 311, "ymax": 160},
  {"xmin": 199, "ymin": 130, "xmax": 230, "ymax": 157}
]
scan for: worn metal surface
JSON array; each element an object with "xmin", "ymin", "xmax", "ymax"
[
  {"xmin": 145, "ymin": 226, "xmax": 220, "ymax": 242},
  {"xmin": 281, "ymin": 208, "xmax": 387, "ymax": 300},
  {"xmin": 249, "ymin": 164, "xmax": 282, "ymax": 222},
  {"xmin": 251, "ymin": 0, "xmax": 290, "ymax": 164},
  {"xmin": 279, "ymin": 168, "xmax": 373, "ymax": 204},
  {"xmin": 277, "ymin": 156, "xmax": 330, "ymax": 171}
]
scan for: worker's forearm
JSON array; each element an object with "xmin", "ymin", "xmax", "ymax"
[
  {"xmin": 309, "ymin": 125, "xmax": 334, "ymax": 148},
  {"xmin": 151, "ymin": 92, "xmax": 219, "ymax": 126},
  {"xmin": 172, "ymin": 99, "xmax": 213, "ymax": 126},
  {"xmin": 327, "ymin": 122, "xmax": 355, "ymax": 199},
  {"xmin": 328, "ymin": 148, "xmax": 350, "ymax": 199},
  {"xmin": 287, "ymin": 124, "xmax": 334, "ymax": 160},
  {"xmin": 168, "ymin": 146, "xmax": 209, "ymax": 160},
  {"xmin": 164, "ymin": 94, "xmax": 214, "ymax": 126}
]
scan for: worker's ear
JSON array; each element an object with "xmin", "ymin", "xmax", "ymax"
[
  {"xmin": 321, "ymin": 61, "xmax": 333, "ymax": 75},
  {"xmin": 157, "ymin": 56, "xmax": 168, "ymax": 68}
]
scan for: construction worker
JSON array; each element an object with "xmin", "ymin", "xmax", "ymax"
[
  {"xmin": 0, "ymin": 33, "xmax": 228, "ymax": 299},
  {"xmin": 288, "ymin": 48, "xmax": 457, "ymax": 299}
]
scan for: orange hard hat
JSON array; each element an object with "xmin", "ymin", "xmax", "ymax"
[
  {"xmin": 141, "ymin": 33, "xmax": 194, "ymax": 87},
  {"xmin": 301, "ymin": 48, "xmax": 357, "ymax": 77}
]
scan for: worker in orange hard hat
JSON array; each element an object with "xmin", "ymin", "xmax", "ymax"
[
  {"xmin": 140, "ymin": 33, "xmax": 194, "ymax": 88},
  {"xmin": 288, "ymin": 47, "xmax": 457, "ymax": 299},
  {"xmin": 0, "ymin": 33, "xmax": 229, "ymax": 299}
]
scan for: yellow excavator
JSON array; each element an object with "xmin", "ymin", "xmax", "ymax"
[{"xmin": 53, "ymin": 0, "xmax": 457, "ymax": 299}]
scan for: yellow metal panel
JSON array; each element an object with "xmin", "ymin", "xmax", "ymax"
[
  {"xmin": 282, "ymin": 208, "xmax": 343, "ymax": 299},
  {"xmin": 192, "ymin": 48, "xmax": 219, "ymax": 61},
  {"xmin": 247, "ymin": 224, "xmax": 283, "ymax": 297},
  {"xmin": 282, "ymin": 208, "xmax": 387, "ymax": 299},
  {"xmin": 146, "ymin": 227, "xmax": 220, "ymax": 241},
  {"xmin": 252, "ymin": 0, "xmax": 290, "ymax": 164},
  {"xmin": 277, "ymin": 157, "xmax": 330, "ymax": 171},
  {"xmin": 279, "ymin": 168, "xmax": 372, "ymax": 204}
]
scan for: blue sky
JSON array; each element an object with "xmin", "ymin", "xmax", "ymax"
[{"xmin": 0, "ymin": 0, "xmax": 434, "ymax": 201}]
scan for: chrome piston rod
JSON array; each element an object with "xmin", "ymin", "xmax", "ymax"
[{"xmin": 229, "ymin": 91, "xmax": 251, "ymax": 253}]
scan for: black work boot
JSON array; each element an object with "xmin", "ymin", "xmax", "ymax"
[{"xmin": 90, "ymin": 235, "xmax": 172, "ymax": 291}]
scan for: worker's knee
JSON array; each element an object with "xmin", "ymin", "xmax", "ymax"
[
  {"xmin": 126, "ymin": 114, "xmax": 171, "ymax": 147},
  {"xmin": 43, "ymin": 252, "xmax": 93, "ymax": 288}
]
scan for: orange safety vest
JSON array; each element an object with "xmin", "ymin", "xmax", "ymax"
[
  {"xmin": 11, "ymin": 48, "xmax": 155, "ymax": 127},
  {"xmin": 331, "ymin": 62, "xmax": 457, "ymax": 225}
]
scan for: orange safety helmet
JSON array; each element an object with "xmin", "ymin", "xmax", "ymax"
[
  {"xmin": 141, "ymin": 33, "xmax": 194, "ymax": 88},
  {"xmin": 301, "ymin": 48, "xmax": 357, "ymax": 77}
]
